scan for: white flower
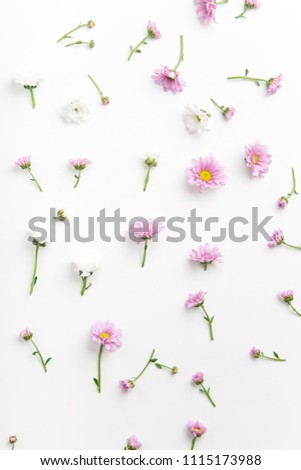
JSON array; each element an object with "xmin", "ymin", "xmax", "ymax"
[
  {"xmin": 74, "ymin": 257, "xmax": 99, "ymax": 277},
  {"xmin": 63, "ymin": 99, "xmax": 90, "ymax": 124},
  {"xmin": 15, "ymin": 70, "xmax": 42, "ymax": 88},
  {"xmin": 28, "ymin": 230, "xmax": 48, "ymax": 244},
  {"xmin": 183, "ymin": 105, "xmax": 211, "ymax": 134}
]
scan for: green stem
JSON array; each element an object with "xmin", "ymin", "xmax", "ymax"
[
  {"xmin": 287, "ymin": 168, "xmax": 298, "ymax": 197},
  {"xmin": 288, "ymin": 302, "xmax": 301, "ymax": 317},
  {"xmin": 191, "ymin": 437, "xmax": 197, "ymax": 450},
  {"xmin": 210, "ymin": 98, "xmax": 223, "ymax": 112},
  {"xmin": 143, "ymin": 167, "xmax": 151, "ymax": 192},
  {"xmin": 73, "ymin": 170, "xmax": 81, "ymax": 188},
  {"xmin": 27, "ymin": 168, "xmax": 43, "ymax": 192},
  {"xmin": 65, "ymin": 41, "xmax": 89, "ymax": 47},
  {"xmin": 80, "ymin": 276, "xmax": 89, "ymax": 296},
  {"xmin": 235, "ymin": 7, "xmax": 248, "ymax": 19},
  {"xmin": 57, "ymin": 23, "xmax": 86, "ymax": 43},
  {"xmin": 128, "ymin": 33, "xmax": 150, "ymax": 61},
  {"xmin": 227, "ymin": 75, "xmax": 267, "ymax": 84},
  {"xmin": 156, "ymin": 363, "xmax": 172, "ymax": 371},
  {"xmin": 29, "ymin": 88, "xmax": 36, "ymax": 109},
  {"xmin": 30, "ymin": 338, "xmax": 47, "ymax": 372},
  {"xmin": 173, "ymin": 35, "xmax": 184, "ymax": 71},
  {"xmin": 216, "ymin": 0, "xmax": 228, "ymax": 4},
  {"xmin": 87, "ymin": 74, "xmax": 104, "ymax": 99},
  {"xmin": 200, "ymin": 305, "xmax": 214, "ymax": 341},
  {"xmin": 141, "ymin": 239, "xmax": 148, "ymax": 268},
  {"xmin": 261, "ymin": 354, "xmax": 286, "ymax": 362},
  {"xmin": 283, "ymin": 241, "xmax": 301, "ymax": 250},
  {"xmin": 11, "ymin": 443, "xmax": 15, "ymax": 450},
  {"xmin": 200, "ymin": 383, "xmax": 216, "ymax": 408},
  {"xmin": 97, "ymin": 344, "xmax": 103, "ymax": 393},
  {"xmin": 134, "ymin": 349, "xmax": 155, "ymax": 382},
  {"xmin": 29, "ymin": 245, "xmax": 39, "ymax": 295}
]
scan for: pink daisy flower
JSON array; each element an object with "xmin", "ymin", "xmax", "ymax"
[
  {"xmin": 190, "ymin": 243, "xmax": 223, "ymax": 270},
  {"xmin": 186, "ymin": 154, "xmax": 227, "ymax": 193},
  {"xmin": 188, "ymin": 420, "xmax": 207, "ymax": 437},
  {"xmin": 152, "ymin": 66, "xmax": 185, "ymax": 94},
  {"xmin": 194, "ymin": 0, "xmax": 216, "ymax": 24},
  {"xmin": 267, "ymin": 75, "xmax": 283, "ymax": 95},
  {"xmin": 277, "ymin": 197, "xmax": 288, "ymax": 209},
  {"xmin": 126, "ymin": 435, "xmax": 142, "ymax": 450},
  {"xmin": 278, "ymin": 290, "xmax": 294, "ymax": 302},
  {"xmin": 192, "ymin": 371, "xmax": 204, "ymax": 385},
  {"xmin": 185, "ymin": 291, "xmax": 206, "ymax": 308},
  {"xmin": 69, "ymin": 158, "xmax": 92, "ymax": 170},
  {"xmin": 250, "ymin": 347, "xmax": 261, "ymax": 358},
  {"xmin": 147, "ymin": 21, "xmax": 161, "ymax": 39},
  {"xmin": 90, "ymin": 320, "xmax": 122, "ymax": 352},
  {"xmin": 129, "ymin": 219, "xmax": 164, "ymax": 242},
  {"xmin": 246, "ymin": 0, "xmax": 261, "ymax": 8},
  {"xmin": 267, "ymin": 229, "xmax": 284, "ymax": 248},
  {"xmin": 245, "ymin": 141, "xmax": 272, "ymax": 177},
  {"xmin": 224, "ymin": 107, "xmax": 236, "ymax": 120},
  {"xmin": 20, "ymin": 327, "xmax": 33, "ymax": 341},
  {"xmin": 15, "ymin": 155, "xmax": 31, "ymax": 169},
  {"xmin": 119, "ymin": 379, "xmax": 135, "ymax": 392}
]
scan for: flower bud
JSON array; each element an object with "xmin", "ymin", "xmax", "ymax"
[
  {"xmin": 89, "ymin": 40, "xmax": 95, "ymax": 48},
  {"xmin": 88, "ymin": 20, "xmax": 95, "ymax": 28},
  {"xmin": 9, "ymin": 435, "xmax": 17, "ymax": 444},
  {"xmin": 101, "ymin": 96, "xmax": 110, "ymax": 105},
  {"xmin": 171, "ymin": 366, "xmax": 179, "ymax": 374}
]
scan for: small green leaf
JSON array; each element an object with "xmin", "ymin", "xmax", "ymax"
[
  {"xmin": 93, "ymin": 377, "xmax": 99, "ymax": 386},
  {"xmin": 143, "ymin": 41, "xmax": 148, "ymax": 45},
  {"xmin": 203, "ymin": 316, "xmax": 209, "ymax": 322},
  {"xmin": 74, "ymin": 175, "xmax": 79, "ymax": 179},
  {"xmin": 155, "ymin": 363, "xmax": 162, "ymax": 369},
  {"xmin": 45, "ymin": 357, "xmax": 52, "ymax": 365},
  {"xmin": 210, "ymin": 316, "xmax": 215, "ymax": 322},
  {"xmin": 136, "ymin": 49, "xmax": 141, "ymax": 53},
  {"xmin": 273, "ymin": 352, "xmax": 279, "ymax": 359},
  {"xmin": 256, "ymin": 80, "xmax": 261, "ymax": 86},
  {"xmin": 199, "ymin": 389, "xmax": 204, "ymax": 393},
  {"xmin": 245, "ymin": 69, "xmax": 249, "ymax": 76},
  {"xmin": 34, "ymin": 276, "xmax": 38, "ymax": 285},
  {"xmin": 150, "ymin": 358, "xmax": 158, "ymax": 362},
  {"xmin": 208, "ymin": 387, "xmax": 211, "ymax": 393},
  {"xmin": 32, "ymin": 352, "xmax": 37, "ymax": 356}
]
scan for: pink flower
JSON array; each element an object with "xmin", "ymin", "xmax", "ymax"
[
  {"xmin": 186, "ymin": 154, "xmax": 227, "ymax": 193},
  {"xmin": 127, "ymin": 435, "xmax": 142, "ymax": 450},
  {"xmin": 20, "ymin": 327, "xmax": 33, "ymax": 341},
  {"xmin": 278, "ymin": 290, "xmax": 294, "ymax": 303},
  {"xmin": 268, "ymin": 229, "xmax": 284, "ymax": 248},
  {"xmin": 185, "ymin": 291, "xmax": 206, "ymax": 308},
  {"xmin": 192, "ymin": 371, "xmax": 204, "ymax": 385},
  {"xmin": 188, "ymin": 420, "xmax": 207, "ymax": 437},
  {"xmin": 190, "ymin": 243, "xmax": 222, "ymax": 270},
  {"xmin": 147, "ymin": 21, "xmax": 161, "ymax": 39},
  {"xmin": 15, "ymin": 155, "xmax": 31, "ymax": 169},
  {"xmin": 250, "ymin": 347, "xmax": 261, "ymax": 358},
  {"xmin": 119, "ymin": 379, "xmax": 135, "ymax": 392},
  {"xmin": 129, "ymin": 219, "xmax": 164, "ymax": 242},
  {"xmin": 69, "ymin": 158, "xmax": 92, "ymax": 170},
  {"xmin": 246, "ymin": 0, "xmax": 261, "ymax": 8},
  {"xmin": 224, "ymin": 107, "xmax": 236, "ymax": 120},
  {"xmin": 90, "ymin": 320, "xmax": 122, "ymax": 352},
  {"xmin": 194, "ymin": 0, "xmax": 216, "ymax": 24},
  {"xmin": 245, "ymin": 141, "xmax": 272, "ymax": 177},
  {"xmin": 267, "ymin": 75, "xmax": 283, "ymax": 95},
  {"xmin": 277, "ymin": 197, "xmax": 288, "ymax": 209},
  {"xmin": 152, "ymin": 66, "xmax": 185, "ymax": 94}
]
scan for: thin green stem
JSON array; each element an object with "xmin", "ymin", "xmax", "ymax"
[
  {"xmin": 227, "ymin": 75, "xmax": 267, "ymax": 84},
  {"xmin": 134, "ymin": 349, "xmax": 155, "ymax": 382},
  {"xmin": 191, "ymin": 437, "xmax": 197, "ymax": 450},
  {"xmin": 261, "ymin": 354, "xmax": 286, "ymax": 362},
  {"xmin": 288, "ymin": 302, "xmax": 301, "ymax": 317},
  {"xmin": 11, "ymin": 443, "xmax": 15, "ymax": 450},
  {"xmin": 27, "ymin": 169, "xmax": 43, "ymax": 192},
  {"xmin": 173, "ymin": 35, "xmax": 184, "ymax": 71},
  {"xmin": 143, "ymin": 167, "xmax": 151, "ymax": 192},
  {"xmin": 128, "ymin": 33, "xmax": 150, "ymax": 61},
  {"xmin": 97, "ymin": 344, "xmax": 103, "ymax": 393},
  {"xmin": 288, "ymin": 168, "xmax": 298, "ymax": 197},
  {"xmin": 156, "ymin": 363, "xmax": 172, "ymax": 371},
  {"xmin": 29, "ymin": 245, "xmax": 39, "ymax": 295},
  {"xmin": 235, "ymin": 7, "xmax": 248, "ymax": 19},
  {"xmin": 80, "ymin": 277, "xmax": 89, "ymax": 296},
  {"xmin": 200, "ymin": 305, "xmax": 214, "ymax": 341},
  {"xmin": 73, "ymin": 170, "xmax": 81, "ymax": 188},
  {"xmin": 87, "ymin": 74, "xmax": 104, "ymax": 98},
  {"xmin": 57, "ymin": 23, "xmax": 87, "ymax": 43},
  {"xmin": 200, "ymin": 383, "xmax": 216, "ymax": 408},
  {"xmin": 216, "ymin": 0, "xmax": 228, "ymax": 4},
  {"xmin": 65, "ymin": 41, "xmax": 89, "ymax": 48},
  {"xmin": 141, "ymin": 239, "xmax": 148, "ymax": 268},
  {"xmin": 29, "ymin": 88, "xmax": 36, "ymax": 109},
  {"xmin": 283, "ymin": 241, "xmax": 301, "ymax": 250},
  {"xmin": 210, "ymin": 98, "xmax": 223, "ymax": 111},
  {"xmin": 30, "ymin": 339, "xmax": 47, "ymax": 372}
]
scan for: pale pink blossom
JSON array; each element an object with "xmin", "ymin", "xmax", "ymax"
[
  {"xmin": 194, "ymin": 0, "xmax": 216, "ymax": 24},
  {"xmin": 188, "ymin": 420, "xmax": 207, "ymax": 437},
  {"xmin": 129, "ymin": 219, "xmax": 164, "ymax": 242},
  {"xmin": 277, "ymin": 197, "xmax": 288, "ymax": 209},
  {"xmin": 278, "ymin": 290, "xmax": 294, "ymax": 302},
  {"xmin": 245, "ymin": 141, "xmax": 272, "ymax": 177},
  {"xmin": 152, "ymin": 66, "xmax": 185, "ymax": 94},
  {"xmin": 186, "ymin": 154, "xmax": 227, "ymax": 193},
  {"xmin": 267, "ymin": 75, "xmax": 283, "ymax": 95},
  {"xmin": 20, "ymin": 327, "xmax": 33, "ymax": 341},
  {"xmin": 190, "ymin": 243, "xmax": 222, "ymax": 270},
  {"xmin": 147, "ymin": 21, "xmax": 161, "ymax": 39},
  {"xmin": 250, "ymin": 347, "xmax": 261, "ymax": 358},
  {"xmin": 69, "ymin": 158, "xmax": 92, "ymax": 170},
  {"xmin": 185, "ymin": 291, "xmax": 206, "ymax": 308},
  {"xmin": 127, "ymin": 435, "xmax": 142, "ymax": 450},
  {"xmin": 192, "ymin": 372, "xmax": 204, "ymax": 385},
  {"xmin": 246, "ymin": 0, "xmax": 261, "ymax": 8},
  {"xmin": 15, "ymin": 156, "xmax": 31, "ymax": 169},
  {"xmin": 224, "ymin": 107, "xmax": 236, "ymax": 120},
  {"xmin": 119, "ymin": 380, "xmax": 135, "ymax": 392},
  {"xmin": 267, "ymin": 229, "xmax": 284, "ymax": 248},
  {"xmin": 90, "ymin": 320, "xmax": 122, "ymax": 352}
]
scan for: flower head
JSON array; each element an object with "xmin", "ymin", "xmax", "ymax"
[
  {"xmin": 9, "ymin": 436, "xmax": 17, "ymax": 444},
  {"xmin": 277, "ymin": 197, "xmax": 288, "ymax": 209},
  {"xmin": 147, "ymin": 21, "xmax": 161, "ymax": 39},
  {"xmin": 245, "ymin": 0, "xmax": 261, "ymax": 9},
  {"xmin": 188, "ymin": 420, "xmax": 207, "ymax": 438},
  {"xmin": 63, "ymin": 99, "xmax": 90, "ymax": 124},
  {"xmin": 192, "ymin": 371, "xmax": 204, "ymax": 385},
  {"xmin": 267, "ymin": 75, "xmax": 283, "ymax": 95},
  {"xmin": 88, "ymin": 20, "xmax": 95, "ymax": 28},
  {"xmin": 16, "ymin": 70, "xmax": 42, "ymax": 88},
  {"xmin": 186, "ymin": 154, "xmax": 227, "ymax": 193},
  {"xmin": 91, "ymin": 320, "xmax": 122, "ymax": 351},
  {"xmin": 171, "ymin": 366, "xmax": 179, "ymax": 374},
  {"xmin": 278, "ymin": 290, "xmax": 294, "ymax": 303},
  {"xmin": 267, "ymin": 229, "xmax": 284, "ymax": 248},
  {"xmin": 190, "ymin": 243, "xmax": 222, "ymax": 270},
  {"xmin": 145, "ymin": 152, "xmax": 159, "ymax": 168},
  {"xmin": 54, "ymin": 209, "xmax": 69, "ymax": 221},
  {"xmin": 152, "ymin": 66, "xmax": 185, "ymax": 94},
  {"xmin": 69, "ymin": 158, "xmax": 92, "ymax": 170},
  {"xmin": 224, "ymin": 107, "xmax": 236, "ymax": 120},
  {"xmin": 20, "ymin": 327, "xmax": 33, "ymax": 341},
  {"xmin": 15, "ymin": 155, "xmax": 31, "ymax": 169},
  {"xmin": 126, "ymin": 435, "xmax": 142, "ymax": 450},
  {"xmin": 183, "ymin": 105, "xmax": 211, "ymax": 133},
  {"xmin": 101, "ymin": 96, "xmax": 110, "ymax": 105},
  {"xmin": 245, "ymin": 141, "xmax": 272, "ymax": 177},
  {"xmin": 194, "ymin": 0, "xmax": 216, "ymax": 24},
  {"xmin": 185, "ymin": 291, "xmax": 206, "ymax": 308},
  {"xmin": 74, "ymin": 257, "xmax": 99, "ymax": 278},
  {"xmin": 250, "ymin": 347, "xmax": 261, "ymax": 358},
  {"xmin": 129, "ymin": 219, "xmax": 164, "ymax": 242},
  {"xmin": 119, "ymin": 379, "xmax": 135, "ymax": 392},
  {"xmin": 28, "ymin": 230, "xmax": 47, "ymax": 246}
]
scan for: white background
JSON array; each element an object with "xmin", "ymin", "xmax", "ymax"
[{"xmin": 1, "ymin": 0, "xmax": 301, "ymax": 451}]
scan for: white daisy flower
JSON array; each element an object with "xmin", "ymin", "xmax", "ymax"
[
  {"xmin": 74, "ymin": 257, "xmax": 100, "ymax": 296},
  {"xmin": 15, "ymin": 70, "xmax": 42, "ymax": 109},
  {"xmin": 183, "ymin": 105, "xmax": 211, "ymax": 134},
  {"xmin": 63, "ymin": 99, "xmax": 90, "ymax": 124}
]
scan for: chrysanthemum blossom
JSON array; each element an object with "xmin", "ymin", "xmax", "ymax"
[
  {"xmin": 278, "ymin": 290, "xmax": 294, "ymax": 303},
  {"xmin": 245, "ymin": 141, "xmax": 272, "ymax": 177},
  {"xmin": 250, "ymin": 347, "xmax": 261, "ymax": 358},
  {"xmin": 267, "ymin": 229, "xmax": 284, "ymax": 248},
  {"xmin": 69, "ymin": 158, "xmax": 92, "ymax": 170},
  {"xmin": 183, "ymin": 105, "xmax": 211, "ymax": 133},
  {"xmin": 194, "ymin": 0, "xmax": 216, "ymax": 24},
  {"xmin": 224, "ymin": 107, "xmax": 236, "ymax": 120},
  {"xmin": 190, "ymin": 243, "xmax": 222, "ymax": 270},
  {"xmin": 192, "ymin": 371, "xmax": 204, "ymax": 385},
  {"xmin": 277, "ymin": 197, "xmax": 288, "ymax": 209},
  {"xmin": 15, "ymin": 156, "xmax": 31, "ymax": 169},
  {"xmin": 185, "ymin": 291, "xmax": 206, "ymax": 308},
  {"xmin": 74, "ymin": 257, "xmax": 99, "ymax": 278},
  {"xmin": 186, "ymin": 155, "xmax": 227, "ymax": 193},
  {"xmin": 63, "ymin": 99, "xmax": 90, "ymax": 124},
  {"xmin": 15, "ymin": 70, "xmax": 42, "ymax": 88},
  {"xmin": 152, "ymin": 66, "xmax": 185, "ymax": 94},
  {"xmin": 129, "ymin": 219, "xmax": 164, "ymax": 242},
  {"xmin": 188, "ymin": 420, "xmax": 207, "ymax": 437},
  {"xmin": 147, "ymin": 21, "xmax": 161, "ymax": 39},
  {"xmin": 127, "ymin": 435, "xmax": 142, "ymax": 450},
  {"xmin": 267, "ymin": 75, "xmax": 283, "ymax": 95},
  {"xmin": 20, "ymin": 327, "xmax": 33, "ymax": 341},
  {"xmin": 246, "ymin": 0, "xmax": 261, "ymax": 8},
  {"xmin": 91, "ymin": 320, "xmax": 122, "ymax": 352},
  {"xmin": 119, "ymin": 379, "xmax": 135, "ymax": 392}
]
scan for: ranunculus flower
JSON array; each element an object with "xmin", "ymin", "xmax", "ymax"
[
  {"xmin": 190, "ymin": 243, "xmax": 223, "ymax": 271},
  {"xmin": 125, "ymin": 435, "xmax": 142, "ymax": 450},
  {"xmin": 188, "ymin": 420, "xmax": 207, "ymax": 450},
  {"xmin": 268, "ymin": 229, "xmax": 301, "ymax": 250},
  {"xmin": 20, "ymin": 328, "xmax": 52, "ymax": 372},
  {"xmin": 250, "ymin": 347, "xmax": 286, "ymax": 362},
  {"xmin": 235, "ymin": 0, "xmax": 261, "ymax": 19},
  {"xmin": 129, "ymin": 219, "xmax": 164, "ymax": 267},
  {"xmin": 69, "ymin": 158, "xmax": 92, "ymax": 188},
  {"xmin": 185, "ymin": 291, "xmax": 215, "ymax": 341},
  {"xmin": 210, "ymin": 98, "xmax": 235, "ymax": 120},
  {"xmin": 228, "ymin": 69, "xmax": 282, "ymax": 95},
  {"xmin": 15, "ymin": 155, "xmax": 43, "ymax": 192},
  {"xmin": 91, "ymin": 320, "xmax": 122, "ymax": 393},
  {"xmin": 74, "ymin": 257, "xmax": 99, "ymax": 296},
  {"xmin": 15, "ymin": 70, "xmax": 42, "ymax": 109},
  {"xmin": 28, "ymin": 231, "xmax": 47, "ymax": 295},
  {"xmin": 186, "ymin": 154, "xmax": 227, "ymax": 193},
  {"xmin": 192, "ymin": 372, "xmax": 216, "ymax": 407},
  {"xmin": 128, "ymin": 21, "xmax": 161, "ymax": 61},
  {"xmin": 278, "ymin": 290, "xmax": 301, "ymax": 317},
  {"xmin": 153, "ymin": 35, "xmax": 185, "ymax": 94},
  {"xmin": 277, "ymin": 168, "xmax": 298, "ymax": 209},
  {"xmin": 183, "ymin": 105, "xmax": 211, "ymax": 133},
  {"xmin": 245, "ymin": 141, "xmax": 272, "ymax": 177}
]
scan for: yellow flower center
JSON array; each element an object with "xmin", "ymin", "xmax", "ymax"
[
  {"xmin": 199, "ymin": 170, "xmax": 212, "ymax": 181},
  {"xmin": 100, "ymin": 332, "xmax": 110, "ymax": 339},
  {"xmin": 193, "ymin": 427, "xmax": 201, "ymax": 433},
  {"xmin": 253, "ymin": 154, "xmax": 259, "ymax": 164}
]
